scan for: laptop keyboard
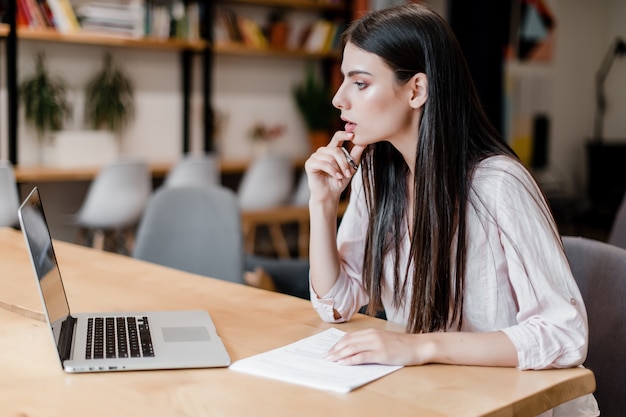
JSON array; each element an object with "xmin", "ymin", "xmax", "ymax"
[{"xmin": 85, "ymin": 316, "xmax": 154, "ymax": 359}]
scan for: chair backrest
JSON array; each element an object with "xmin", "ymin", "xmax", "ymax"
[
  {"xmin": 608, "ymin": 192, "xmax": 626, "ymax": 250},
  {"xmin": 290, "ymin": 170, "xmax": 310, "ymax": 206},
  {"xmin": 75, "ymin": 159, "xmax": 151, "ymax": 229},
  {"xmin": 562, "ymin": 236, "xmax": 626, "ymax": 417},
  {"xmin": 238, "ymin": 154, "xmax": 294, "ymax": 210},
  {"xmin": 0, "ymin": 160, "xmax": 20, "ymax": 228},
  {"xmin": 163, "ymin": 154, "xmax": 219, "ymax": 189},
  {"xmin": 133, "ymin": 185, "xmax": 245, "ymax": 284}
]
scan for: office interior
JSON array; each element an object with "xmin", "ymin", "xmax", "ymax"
[{"xmin": 1, "ymin": 0, "xmax": 625, "ymax": 253}]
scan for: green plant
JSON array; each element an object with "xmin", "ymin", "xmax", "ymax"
[
  {"xmin": 292, "ymin": 64, "xmax": 338, "ymax": 132},
  {"xmin": 19, "ymin": 52, "xmax": 72, "ymax": 141},
  {"xmin": 84, "ymin": 52, "xmax": 135, "ymax": 135}
]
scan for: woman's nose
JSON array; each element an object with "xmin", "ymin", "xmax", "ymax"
[{"xmin": 332, "ymin": 87, "xmax": 345, "ymax": 110}]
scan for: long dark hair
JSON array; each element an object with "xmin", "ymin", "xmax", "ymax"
[{"xmin": 344, "ymin": 4, "xmax": 517, "ymax": 333}]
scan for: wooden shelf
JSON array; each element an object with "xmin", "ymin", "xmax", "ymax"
[
  {"xmin": 13, "ymin": 157, "xmax": 307, "ymax": 183},
  {"xmin": 214, "ymin": 41, "xmax": 340, "ymax": 59},
  {"xmin": 0, "ymin": 24, "xmax": 207, "ymax": 51},
  {"xmin": 220, "ymin": 0, "xmax": 347, "ymax": 12}
]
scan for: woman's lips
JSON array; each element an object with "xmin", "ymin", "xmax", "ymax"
[{"xmin": 345, "ymin": 122, "xmax": 356, "ymax": 133}]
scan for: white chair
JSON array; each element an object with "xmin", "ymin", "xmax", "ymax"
[
  {"xmin": 290, "ymin": 170, "xmax": 310, "ymax": 206},
  {"xmin": 238, "ymin": 154, "xmax": 294, "ymax": 210},
  {"xmin": 0, "ymin": 160, "xmax": 20, "ymax": 228},
  {"xmin": 74, "ymin": 159, "xmax": 151, "ymax": 253},
  {"xmin": 238, "ymin": 154, "xmax": 296, "ymax": 257},
  {"xmin": 163, "ymin": 153, "xmax": 219, "ymax": 188}
]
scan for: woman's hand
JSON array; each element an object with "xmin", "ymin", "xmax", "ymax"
[
  {"xmin": 304, "ymin": 131, "xmax": 366, "ymax": 204},
  {"xmin": 324, "ymin": 329, "xmax": 427, "ymax": 366},
  {"xmin": 323, "ymin": 328, "xmax": 519, "ymax": 367}
]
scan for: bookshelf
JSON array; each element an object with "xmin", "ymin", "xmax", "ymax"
[
  {"xmin": 214, "ymin": 0, "xmax": 348, "ymax": 59},
  {"xmin": 1, "ymin": 0, "xmax": 354, "ymax": 166},
  {"xmin": 0, "ymin": 1, "xmax": 211, "ymax": 166}
]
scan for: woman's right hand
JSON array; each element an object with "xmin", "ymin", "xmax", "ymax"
[{"xmin": 304, "ymin": 131, "xmax": 366, "ymax": 204}]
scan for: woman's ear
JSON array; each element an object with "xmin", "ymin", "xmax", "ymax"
[{"xmin": 408, "ymin": 73, "xmax": 428, "ymax": 109}]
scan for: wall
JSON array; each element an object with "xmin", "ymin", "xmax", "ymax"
[{"xmin": 515, "ymin": 0, "xmax": 625, "ymax": 204}]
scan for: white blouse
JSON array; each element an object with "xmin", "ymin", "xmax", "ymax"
[{"xmin": 310, "ymin": 155, "xmax": 598, "ymax": 416}]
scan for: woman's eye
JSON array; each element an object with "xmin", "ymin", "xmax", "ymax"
[{"xmin": 354, "ymin": 81, "xmax": 367, "ymax": 90}]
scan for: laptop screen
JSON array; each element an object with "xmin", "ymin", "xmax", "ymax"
[{"xmin": 18, "ymin": 188, "xmax": 72, "ymax": 331}]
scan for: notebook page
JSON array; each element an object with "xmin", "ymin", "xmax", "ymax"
[{"xmin": 229, "ymin": 328, "xmax": 403, "ymax": 393}]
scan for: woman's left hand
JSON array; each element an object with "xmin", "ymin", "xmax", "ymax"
[{"xmin": 323, "ymin": 328, "xmax": 431, "ymax": 366}]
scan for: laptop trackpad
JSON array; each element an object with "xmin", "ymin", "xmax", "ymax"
[{"xmin": 161, "ymin": 326, "xmax": 211, "ymax": 343}]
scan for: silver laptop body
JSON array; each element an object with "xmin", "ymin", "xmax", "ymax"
[{"xmin": 18, "ymin": 187, "xmax": 231, "ymax": 373}]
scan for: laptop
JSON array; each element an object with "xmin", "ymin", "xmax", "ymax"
[{"xmin": 17, "ymin": 187, "xmax": 231, "ymax": 373}]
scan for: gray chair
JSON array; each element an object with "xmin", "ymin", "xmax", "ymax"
[
  {"xmin": 132, "ymin": 185, "xmax": 245, "ymax": 284},
  {"xmin": 163, "ymin": 153, "xmax": 219, "ymax": 189},
  {"xmin": 562, "ymin": 235, "xmax": 626, "ymax": 417},
  {"xmin": 0, "ymin": 160, "xmax": 20, "ymax": 228},
  {"xmin": 608, "ymin": 192, "xmax": 626, "ymax": 249},
  {"xmin": 74, "ymin": 159, "xmax": 152, "ymax": 253}
]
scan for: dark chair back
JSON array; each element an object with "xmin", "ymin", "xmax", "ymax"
[{"xmin": 562, "ymin": 236, "xmax": 626, "ymax": 417}]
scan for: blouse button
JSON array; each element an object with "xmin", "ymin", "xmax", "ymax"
[{"xmin": 570, "ymin": 298, "xmax": 577, "ymax": 305}]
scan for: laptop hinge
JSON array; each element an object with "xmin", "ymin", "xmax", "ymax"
[{"xmin": 57, "ymin": 315, "xmax": 77, "ymax": 362}]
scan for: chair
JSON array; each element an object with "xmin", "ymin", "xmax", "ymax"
[
  {"xmin": 291, "ymin": 170, "xmax": 310, "ymax": 206},
  {"xmin": 238, "ymin": 154, "xmax": 295, "ymax": 257},
  {"xmin": 132, "ymin": 185, "xmax": 245, "ymax": 284},
  {"xmin": 74, "ymin": 159, "xmax": 151, "ymax": 253},
  {"xmin": 607, "ymin": 192, "xmax": 626, "ymax": 249},
  {"xmin": 0, "ymin": 160, "xmax": 20, "ymax": 228},
  {"xmin": 562, "ymin": 236, "xmax": 626, "ymax": 417},
  {"xmin": 162, "ymin": 153, "xmax": 219, "ymax": 189},
  {"xmin": 238, "ymin": 154, "xmax": 294, "ymax": 210},
  {"xmin": 245, "ymin": 254, "xmax": 310, "ymax": 299}
]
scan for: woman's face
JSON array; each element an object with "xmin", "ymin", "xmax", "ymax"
[{"xmin": 332, "ymin": 42, "xmax": 422, "ymax": 152}]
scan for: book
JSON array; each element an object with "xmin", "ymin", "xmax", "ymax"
[
  {"xmin": 46, "ymin": 0, "xmax": 71, "ymax": 32},
  {"xmin": 56, "ymin": 0, "xmax": 80, "ymax": 31},
  {"xmin": 229, "ymin": 328, "xmax": 403, "ymax": 393},
  {"xmin": 24, "ymin": 0, "xmax": 47, "ymax": 28}
]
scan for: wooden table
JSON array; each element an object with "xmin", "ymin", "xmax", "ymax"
[{"xmin": 0, "ymin": 228, "xmax": 596, "ymax": 417}]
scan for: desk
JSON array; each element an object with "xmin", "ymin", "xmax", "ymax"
[{"xmin": 0, "ymin": 228, "xmax": 595, "ymax": 417}]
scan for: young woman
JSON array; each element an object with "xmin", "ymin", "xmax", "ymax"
[{"xmin": 304, "ymin": 4, "xmax": 598, "ymax": 416}]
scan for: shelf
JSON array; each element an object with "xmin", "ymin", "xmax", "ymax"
[
  {"xmin": 0, "ymin": 24, "xmax": 207, "ymax": 51},
  {"xmin": 13, "ymin": 157, "xmax": 307, "ymax": 183},
  {"xmin": 214, "ymin": 41, "xmax": 339, "ymax": 59},
  {"xmin": 220, "ymin": 0, "xmax": 347, "ymax": 12}
]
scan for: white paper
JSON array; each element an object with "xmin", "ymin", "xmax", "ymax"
[{"xmin": 229, "ymin": 328, "xmax": 403, "ymax": 393}]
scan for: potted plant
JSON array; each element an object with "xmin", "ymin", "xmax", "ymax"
[
  {"xmin": 292, "ymin": 64, "xmax": 338, "ymax": 151},
  {"xmin": 84, "ymin": 51, "xmax": 135, "ymax": 147},
  {"xmin": 19, "ymin": 52, "xmax": 72, "ymax": 163}
]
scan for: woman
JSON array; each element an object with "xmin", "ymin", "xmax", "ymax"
[{"xmin": 304, "ymin": 4, "xmax": 598, "ymax": 416}]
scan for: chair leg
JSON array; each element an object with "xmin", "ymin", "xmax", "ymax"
[
  {"xmin": 298, "ymin": 219, "xmax": 310, "ymax": 259},
  {"xmin": 92, "ymin": 230, "xmax": 105, "ymax": 251},
  {"xmin": 268, "ymin": 223, "xmax": 291, "ymax": 259},
  {"xmin": 243, "ymin": 222, "xmax": 256, "ymax": 254}
]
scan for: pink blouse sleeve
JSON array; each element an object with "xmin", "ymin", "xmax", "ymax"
[
  {"xmin": 482, "ymin": 160, "xmax": 589, "ymax": 370},
  {"xmin": 310, "ymin": 172, "xmax": 370, "ymax": 322}
]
